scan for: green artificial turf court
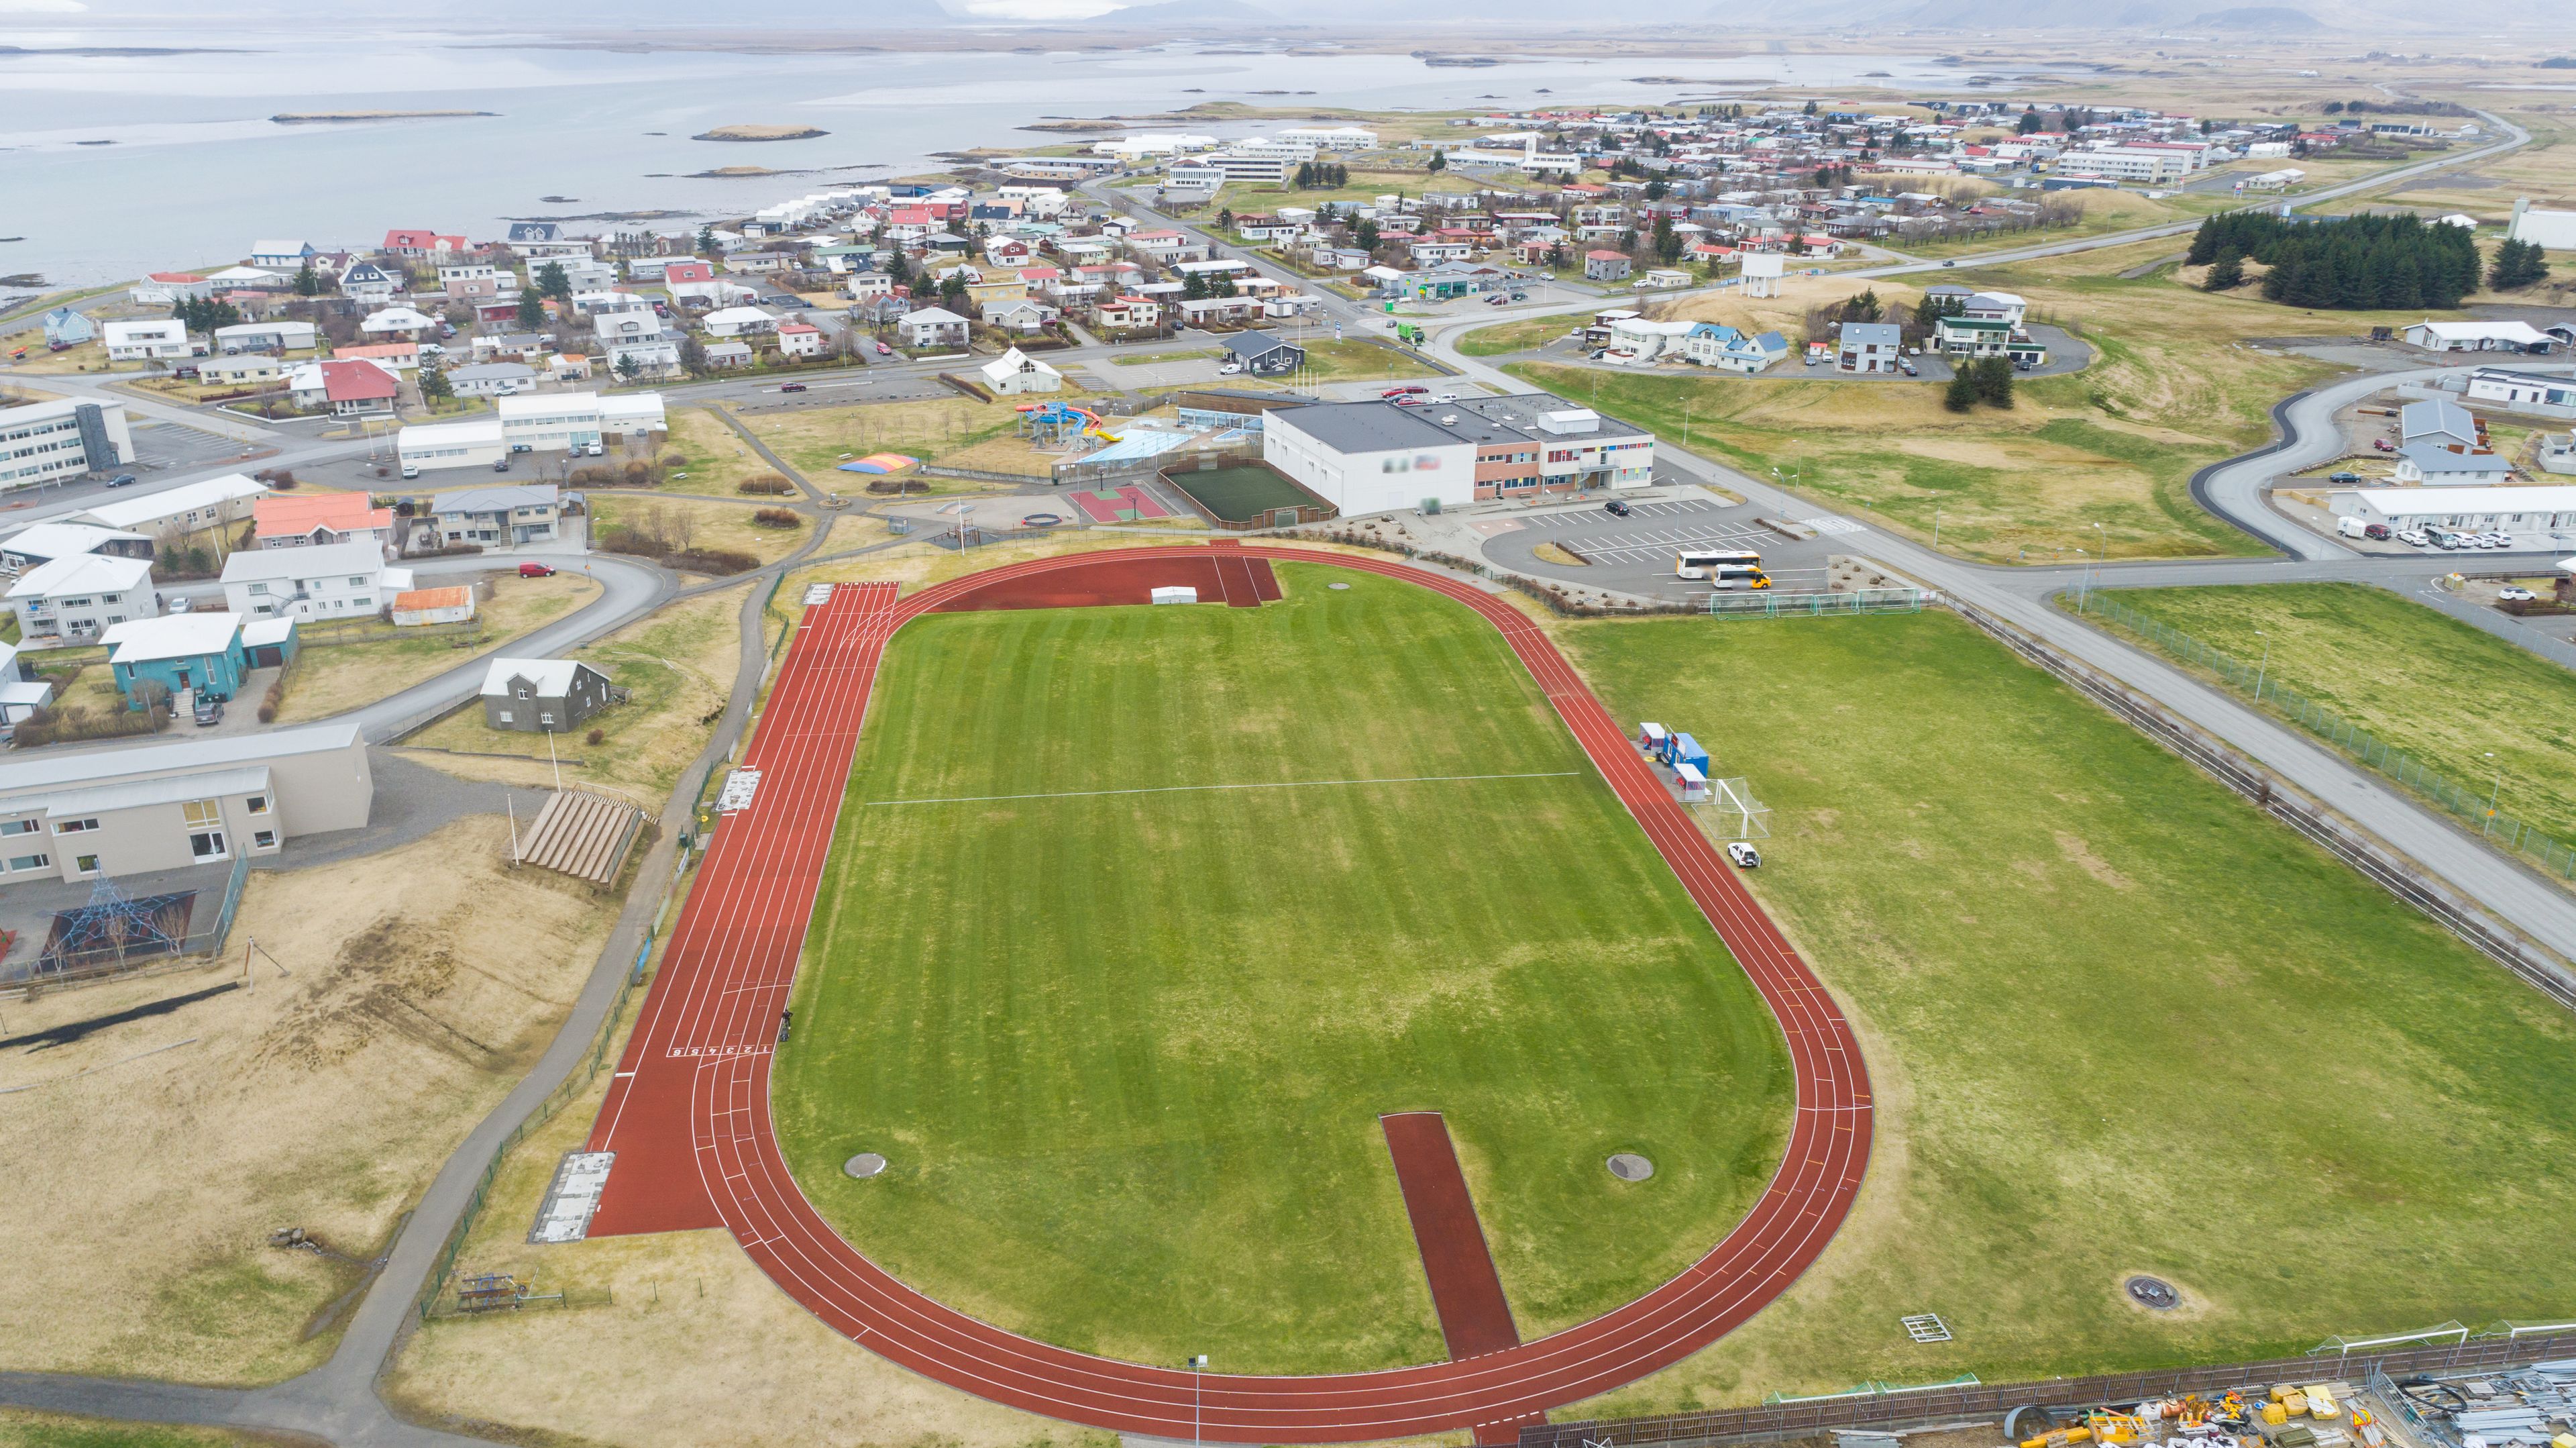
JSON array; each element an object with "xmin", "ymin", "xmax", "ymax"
[
  {"xmin": 772, "ymin": 563, "xmax": 1794, "ymax": 1374},
  {"xmin": 1552, "ymin": 608, "xmax": 2576, "ymax": 1413}
]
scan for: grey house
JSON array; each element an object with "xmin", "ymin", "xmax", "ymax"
[{"xmin": 479, "ymin": 656, "xmax": 617, "ymax": 733}]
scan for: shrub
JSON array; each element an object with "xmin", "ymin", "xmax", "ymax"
[
  {"xmin": 254, "ymin": 467, "xmax": 297, "ymax": 487},
  {"xmin": 739, "ymin": 473, "xmax": 795, "ymax": 496},
  {"xmin": 586, "ymin": 727, "xmax": 605, "ymax": 745},
  {"xmin": 664, "ymin": 548, "xmax": 759, "ymax": 576},
  {"xmin": 660, "ymin": 452, "xmax": 687, "ymax": 471},
  {"xmin": 751, "ymin": 507, "xmax": 802, "ymax": 529},
  {"xmin": 570, "ymin": 464, "xmax": 612, "ymax": 486},
  {"xmin": 623, "ymin": 460, "xmax": 653, "ymax": 486}
]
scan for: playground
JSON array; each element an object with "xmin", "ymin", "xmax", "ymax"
[{"xmin": 1066, "ymin": 484, "xmax": 1171, "ymax": 523}]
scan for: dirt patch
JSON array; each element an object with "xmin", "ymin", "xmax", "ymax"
[
  {"xmin": 2053, "ymin": 831, "xmax": 2135, "ymax": 891},
  {"xmin": 0, "ymin": 816, "xmax": 614, "ymax": 1384},
  {"xmin": 1533, "ymin": 540, "xmax": 1590, "ymax": 567}
]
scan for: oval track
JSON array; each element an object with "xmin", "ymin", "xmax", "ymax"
[{"xmin": 612, "ymin": 544, "xmax": 1872, "ymax": 1443}]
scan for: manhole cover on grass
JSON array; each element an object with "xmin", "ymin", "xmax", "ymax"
[
  {"xmin": 1328, "ymin": 582, "xmax": 1350, "ymax": 590},
  {"xmin": 1607, "ymin": 1153, "xmax": 1654, "ymax": 1182},
  {"xmin": 845, "ymin": 1153, "xmax": 888, "ymax": 1179},
  {"xmin": 2125, "ymin": 1275, "xmax": 2179, "ymax": 1310}
]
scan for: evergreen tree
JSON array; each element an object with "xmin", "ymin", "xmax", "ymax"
[
  {"xmin": 1182, "ymin": 270, "xmax": 1209, "ymax": 300},
  {"xmin": 2202, "ymin": 247, "xmax": 2247, "ymax": 291},
  {"xmin": 2491, "ymin": 237, "xmax": 2551, "ymax": 290},
  {"xmin": 1217, "ymin": 206, "xmax": 1234, "ymax": 232},
  {"xmin": 515, "ymin": 289, "xmax": 546, "ymax": 329},
  {"xmin": 2018, "ymin": 108, "xmax": 2043, "ymax": 135},
  {"xmin": 1943, "ymin": 372, "xmax": 1977, "ymax": 412},
  {"xmin": 614, "ymin": 354, "xmax": 641, "ymax": 383},
  {"xmin": 537, "ymin": 261, "xmax": 572, "ymax": 301},
  {"xmin": 418, "ymin": 365, "xmax": 453, "ymax": 403},
  {"xmin": 294, "ymin": 260, "xmax": 320, "ymax": 297},
  {"xmin": 1973, "ymin": 356, "xmax": 2015, "ymax": 407},
  {"xmin": 1427, "ymin": 150, "xmax": 1446, "ymax": 172},
  {"xmin": 1846, "ymin": 287, "xmax": 1882, "ymax": 323},
  {"xmin": 1653, "ymin": 213, "xmax": 1682, "ymax": 264}
]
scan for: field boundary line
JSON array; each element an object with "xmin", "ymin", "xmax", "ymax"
[{"xmin": 865, "ymin": 770, "xmax": 1582, "ymax": 806}]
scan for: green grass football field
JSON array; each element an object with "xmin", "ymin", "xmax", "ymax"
[
  {"xmin": 773, "ymin": 564, "xmax": 1794, "ymax": 1374},
  {"xmin": 1554, "ymin": 609, "xmax": 2576, "ymax": 1414}
]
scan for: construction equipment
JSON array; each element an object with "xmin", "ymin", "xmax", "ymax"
[
  {"xmin": 2021, "ymin": 1426, "xmax": 2096, "ymax": 1448},
  {"xmin": 2088, "ymin": 1413, "xmax": 2151, "ymax": 1445},
  {"xmin": 2304, "ymin": 1388, "xmax": 2340, "ymax": 1420}
]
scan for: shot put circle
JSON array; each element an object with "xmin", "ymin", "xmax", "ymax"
[
  {"xmin": 1328, "ymin": 582, "xmax": 1351, "ymax": 590},
  {"xmin": 845, "ymin": 1152, "xmax": 888, "ymax": 1180},
  {"xmin": 1606, "ymin": 1152, "xmax": 1654, "ymax": 1182},
  {"xmin": 2125, "ymin": 1275, "xmax": 2179, "ymax": 1310}
]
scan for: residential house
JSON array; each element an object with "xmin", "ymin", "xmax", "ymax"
[
  {"xmin": 2464, "ymin": 368, "xmax": 2576, "ymax": 417},
  {"xmin": 382, "ymin": 229, "xmax": 466, "ymax": 260},
  {"xmin": 1583, "ymin": 250, "xmax": 1633, "ymax": 282},
  {"xmin": 449, "ymin": 361, "xmax": 541, "ymax": 397},
  {"xmin": 0, "ymin": 523, "xmax": 154, "ymax": 575},
  {"xmin": 0, "ymin": 397, "xmax": 131, "ymax": 490},
  {"xmin": 429, "ymin": 484, "xmax": 563, "ymax": 546},
  {"xmin": 1221, "ymin": 331, "xmax": 1305, "ymax": 376},
  {"xmin": 479, "ymin": 657, "xmax": 616, "ymax": 733},
  {"xmin": 213, "ymin": 320, "xmax": 318, "ymax": 354},
  {"xmin": 339, "ymin": 260, "xmax": 402, "ymax": 303},
  {"xmin": 40, "ymin": 308, "xmax": 95, "ymax": 349},
  {"xmin": 981, "ymin": 298, "xmax": 1057, "ymax": 333},
  {"xmin": 6, "ymin": 552, "xmax": 156, "ymax": 641},
  {"xmin": 1837, "ymin": 321, "xmax": 1902, "ymax": 374},
  {"xmin": 844, "ymin": 272, "xmax": 894, "ymax": 302},
  {"xmin": 219, "ymin": 541, "xmax": 409, "ymax": 619},
  {"xmin": 128, "ymin": 272, "xmax": 211, "ymax": 306},
  {"xmin": 198, "ymin": 355, "xmax": 286, "ymax": 387},
  {"xmin": 2400, "ymin": 397, "xmax": 2482, "ymax": 452},
  {"xmin": 1680, "ymin": 323, "xmax": 1788, "ymax": 373},
  {"xmin": 0, "ymin": 718, "xmax": 368, "ymax": 883},
  {"xmin": 701, "ymin": 306, "xmax": 778, "ymax": 338},
  {"xmin": 472, "ymin": 332, "xmax": 549, "ymax": 364},
  {"xmin": 253, "ymin": 491, "xmax": 395, "ymax": 551},
  {"xmin": 69, "ymin": 472, "xmax": 265, "ymax": 541},
  {"xmin": 2393, "ymin": 444, "xmax": 2514, "ymax": 486},
  {"xmin": 102, "ymin": 612, "xmax": 277, "ymax": 705},
  {"xmin": 103, "ymin": 319, "xmax": 192, "ymax": 362},
  {"xmin": 334, "ymin": 342, "xmax": 418, "ymax": 374},
  {"xmin": 2404, "ymin": 319, "xmax": 2551, "ymax": 354},
  {"xmin": 894, "ymin": 307, "xmax": 971, "ymax": 350},
  {"xmin": 288, "ymin": 360, "xmax": 400, "ymax": 416},
  {"xmin": 775, "ymin": 320, "xmax": 827, "ymax": 358},
  {"xmin": 439, "ymin": 263, "xmax": 511, "ymax": 300},
  {"xmin": 976, "ymin": 347, "xmax": 1061, "ymax": 396},
  {"xmin": 1093, "ymin": 295, "xmax": 1160, "ymax": 331},
  {"xmin": 360, "ymin": 305, "xmax": 440, "ymax": 340},
  {"xmin": 702, "ymin": 340, "xmax": 754, "ymax": 369},
  {"xmin": 606, "ymin": 340, "xmax": 684, "ymax": 380},
  {"xmin": 250, "ymin": 240, "xmax": 315, "ymax": 270},
  {"xmin": 1933, "ymin": 315, "xmax": 2047, "ymax": 368},
  {"xmin": 592, "ymin": 308, "xmax": 665, "ymax": 347}
]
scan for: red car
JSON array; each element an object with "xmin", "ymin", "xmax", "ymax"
[
  {"xmin": 875, "ymin": 341, "xmax": 894, "ymax": 356},
  {"xmin": 1380, "ymin": 384, "xmax": 1428, "ymax": 399},
  {"xmin": 780, "ymin": 382, "xmax": 807, "ymax": 393},
  {"xmin": 518, "ymin": 562, "xmax": 555, "ymax": 578}
]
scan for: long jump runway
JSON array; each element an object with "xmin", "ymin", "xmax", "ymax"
[{"xmin": 582, "ymin": 544, "xmax": 1872, "ymax": 1443}]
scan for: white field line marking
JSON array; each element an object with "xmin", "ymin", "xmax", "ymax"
[{"xmin": 867, "ymin": 771, "xmax": 1582, "ymax": 807}]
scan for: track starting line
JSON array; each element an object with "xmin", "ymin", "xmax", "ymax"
[{"xmin": 865, "ymin": 770, "xmax": 1583, "ymax": 807}]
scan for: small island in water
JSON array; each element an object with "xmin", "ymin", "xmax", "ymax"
[{"xmin": 693, "ymin": 123, "xmax": 828, "ymax": 142}]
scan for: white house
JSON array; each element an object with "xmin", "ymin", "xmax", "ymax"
[
  {"xmin": 2393, "ymin": 444, "xmax": 2514, "ymax": 486},
  {"xmin": 213, "ymin": 319, "xmax": 319, "ymax": 354},
  {"xmin": 702, "ymin": 306, "xmax": 778, "ymax": 338},
  {"xmin": 977, "ymin": 347, "xmax": 1062, "ymax": 396},
  {"xmin": 775, "ymin": 320, "xmax": 827, "ymax": 358},
  {"xmin": 6, "ymin": 552, "xmax": 156, "ymax": 641},
  {"xmin": 361, "ymin": 305, "xmax": 441, "ymax": 340},
  {"xmin": 339, "ymin": 260, "xmax": 402, "ymax": 303},
  {"xmin": 103, "ymin": 319, "xmax": 191, "ymax": 362},
  {"xmin": 447, "ymin": 362, "xmax": 540, "ymax": 397},
  {"xmin": 249, "ymin": 240, "xmax": 315, "ymax": 270},
  {"xmin": 68, "ymin": 472, "xmax": 265, "ymax": 539},
  {"xmin": 2330, "ymin": 484, "xmax": 2576, "ymax": 533},
  {"xmin": 895, "ymin": 307, "xmax": 971, "ymax": 350},
  {"xmin": 2463, "ymin": 368, "xmax": 2576, "ymax": 417},
  {"xmin": 396, "ymin": 392, "xmax": 664, "ymax": 472},
  {"xmin": 219, "ymin": 541, "xmax": 411, "ymax": 620},
  {"xmin": 2404, "ymin": 319, "xmax": 2550, "ymax": 354}
]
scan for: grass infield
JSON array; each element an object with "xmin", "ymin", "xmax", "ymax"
[
  {"xmin": 774, "ymin": 564, "xmax": 1794, "ymax": 1374},
  {"xmin": 1553, "ymin": 610, "xmax": 2576, "ymax": 1411}
]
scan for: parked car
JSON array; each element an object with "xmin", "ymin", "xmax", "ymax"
[
  {"xmin": 492, "ymin": 458, "xmax": 512, "ymax": 472},
  {"xmin": 519, "ymin": 562, "xmax": 556, "ymax": 578},
  {"xmin": 193, "ymin": 695, "xmax": 224, "ymax": 727},
  {"xmin": 585, "ymin": 442, "xmax": 604, "ymax": 456},
  {"xmin": 400, "ymin": 464, "xmax": 420, "ymax": 480},
  {"xmin": 2364, "ymin": 523, "xmax": 2392, "ymax": 540},
  {"xmin": 2397, "ymin": 529, "xmax": 2429, "ymax": 547},
  {"xmin": 1430, "ymin": 393, "xmax": 1458, "ymax": 403},
  {"xmin": 1603, "ymin": 499, "xmax": 1633, "ymax": 517},
  {"xmin": 2327, "ymin": 470, "xmax": 2363, "ymax": 484},
  {"xmin": 1380, "ymin": 385, "xmax": 1428, "ymax": 399},
  {"xmin": 2373, "ymin": 438, "xmax": 2395, "ymax": 452},
  {"xmin": 2500, "ymin": 585, "xmax": 2537, "ymax": 602},
  {"xmin": 1509, "ymin": 290, "xmax": 1529, "ymax": 301},
  {"xmin": 1485, "ymin": 294, "xmax": 1508, "ymax": 305},
  {"xmin": 105, "ymin": 473, "xmax": 136, "ymax": 487},
  {"xmin": 874, "ymin": 341, "xmax": 893, "ymax": 355},
  {"xmin": 1725, "ymin": 841, "xmax": 1761, "ymax": 868}
]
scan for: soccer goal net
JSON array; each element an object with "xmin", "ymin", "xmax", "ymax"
[{"xmin": 1709, "ymin": 776, "xmax": 1771, "ymax": 841}]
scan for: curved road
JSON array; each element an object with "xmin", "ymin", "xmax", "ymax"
[{"xmin": 598, "ymin": 544, "xmax": 1868, "ymax": 1442}]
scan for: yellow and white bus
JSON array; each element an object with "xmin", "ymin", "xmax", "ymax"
[{"xmin": 1676, "ymin": 548, "xmax": 1766, "ymax": 582}]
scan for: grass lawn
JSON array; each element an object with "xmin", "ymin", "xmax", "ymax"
[
  {"xmin": 1460, "ymin": 311, "xmax": 1591, "ymax": 358},
  {"xmin": 2090, "ymin": 582, "xmax": 2576, "ymax": 848},
  {"xmin": 590, "ymin": 494, "xmax": 817, "ymax": 567},
  {"xmin": 0, "ymin": 1412, "xmax": 262, "ymax": 1448},
  {"xmin": 775, "ymin": 564, "xmax": 1794, "ymax": 1374},
  {"xmin": 1110, "ymin": 348, "xmax": 1220, "ymax": 366},
  {"xmin": 275, "ymin": 573, "xmax": 598, "ymax": 723},
  {"xmin": 1285, "ymin": 336, "xmax": 1431, "ymax": 382},
  {"xmin": 405, "ymin": 584, "xmax": 747, "ymax": 800},
  {"xmin": 1549, "ymin": 610, "xmax": 2576, "ymax": 1413},
  {"xmin": 657, "ymin": 406, "xmax": 773, "ymax": 496},
  {"xmin": 735, "ymin": 396, "xmax": 1020, "ymax": 477}
]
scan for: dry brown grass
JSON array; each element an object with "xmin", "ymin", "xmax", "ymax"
[
  {"xmin": 1650, "ymin": 275, "xmax": 1923, "ymax": 342},
  {"xmin": 0, "ymin": 816, "xmax": 615, "ymax": 1384},
  {"xmin": 273, "ymin": 572, "xmax": 600, "ymax": 725},
  {"xmin": 591, "ymin": 495, "xmax": 829, "ymax": 568},
  {"xmin": 656, "ymin": 407, "xmax": 772, "ymax": 497},
  {"xmin": 400, "ymin": 583, "xmax": 750, "ymax": 802}
]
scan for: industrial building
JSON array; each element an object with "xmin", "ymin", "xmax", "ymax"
[
  {"xmin": 0, "ymin": 397, "xmax": 132, "ymax": 491},
  {"xmin": 1262, "ymin": 393, "xmax": 1656, "ymax": 514}
]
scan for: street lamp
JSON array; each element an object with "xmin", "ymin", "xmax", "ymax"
[
  {"xmin": 2485, "ymin": 752, "xmax": 2503, "ymax": 837},
  {"xmin": 1188, "ymin": 1354, "xmax": 1209, "ymax": 1447},
  {"xmin": 2253, "ymin": 630, "xmax": 2269, "ymax": 700}
]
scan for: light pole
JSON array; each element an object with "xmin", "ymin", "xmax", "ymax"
[
  {"xmin": 2253, "ymin": 630, "xmax": 2270, "ymax": 701},
  {"xmin": 1931, "ymin": 507, "xmax": 1941, "ymax": 552},
  {"xmin": 1189, "ymin": 1354, "xmax": 1208, "ymax": 1447},
  {"xmin": 2485, "ymin": 752, "xmax": 2502, "ymax": 837}
]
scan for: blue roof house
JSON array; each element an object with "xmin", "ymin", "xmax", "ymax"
[{"xmin": 42, "ymin": 307, "xmax": 96, "ymax": 348}]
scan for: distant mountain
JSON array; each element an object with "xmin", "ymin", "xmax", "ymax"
[
  {"xmin": 2189, "ymin": 5, "xmax": 2320, "ymax": 30},
  {"xmin": 1091, "ymin": 0, "xmax": 1281, "ymax": 24}
]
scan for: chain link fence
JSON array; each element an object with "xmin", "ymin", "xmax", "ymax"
[{"xmin": 2076, "ymin": 591, "xmax": 2576, "ymax": 884}]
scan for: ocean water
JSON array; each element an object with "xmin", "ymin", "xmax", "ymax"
[{"xmin": 0, "ymin": 30, "xmax": 1983, "ymax": 288}]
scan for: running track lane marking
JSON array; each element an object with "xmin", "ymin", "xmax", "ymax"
[{"xmin": 589, "ymin": 546, "xmax": 1872, "ymax": 1442}]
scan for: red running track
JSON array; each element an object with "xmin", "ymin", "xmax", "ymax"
[{"xmin": 582, "ymin": 544, "xmax": 1872, "ymax": 1443}]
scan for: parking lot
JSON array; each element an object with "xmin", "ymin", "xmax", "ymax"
[
  {"xmin": 1478, "ymin": 495, "xmax": 1844, "ymax": 599},
  {"xmin": 127, "ymin": 418, "xmax": 254, "ymax": 472}
]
